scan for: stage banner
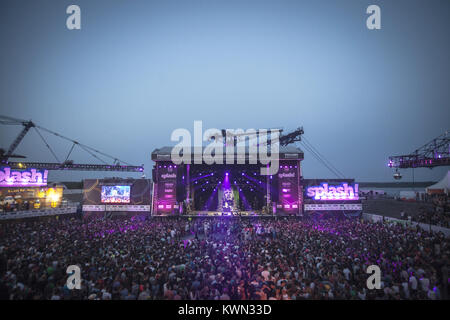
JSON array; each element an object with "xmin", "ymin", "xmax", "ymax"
[
  {"xmin": 304, "ymin": 203, "xmax": 363, "ymax": 211},
  {"xmin": 155, "ymin": 163, "xmax": 178, "ymax": 212},
  {"xmin": 0, "ymin": 206, "xmax": 77, "ymax": 220},
  {"xmin": 303, "ymin": 179, "xmax": 359, "ymax": 201},
  {"xmin": 0, "ymin": 167, "xmax": 48, "ymax": 187},
  {"xmin": 105, "ymin": 205, "xmax": 151, "ymax": 212},
  {"xmin": 277, "ymin": 161, "xmax": 299, "ymax": 212},
  {"xmin": 82, "ymin": 205, "xmax": 105, "ymax": 212}
]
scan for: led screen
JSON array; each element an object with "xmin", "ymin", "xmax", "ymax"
[{"xmin": 101, "ymin": 185, "xmax": 130, "ymax": 203}]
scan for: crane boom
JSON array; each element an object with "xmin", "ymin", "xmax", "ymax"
[
  {"xmin": 0, "ymin": 115, "xmax": 144, "ymax": 172},
  {"xmin": 388, "ymin": 131, "xmax": 450, "ymax": 169},
  {"xmin": 4, "ymin": 120, "xmax": 34, "ymax": 161}
]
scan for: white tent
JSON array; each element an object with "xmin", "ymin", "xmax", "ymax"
[{"xmin": 426, "ymin": 171, "xmax": 450, "ymax": 194}]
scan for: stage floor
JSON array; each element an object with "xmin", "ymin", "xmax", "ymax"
[{"xmin": 152, "ymin": 211, "xmax": 298, "ymax": 217}]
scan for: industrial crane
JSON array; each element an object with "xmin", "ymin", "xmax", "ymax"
[
  {"xmin": 0, "ymin": 115, "xmax": 144, "ymax": 172},
  {"xmin": 388, "ymin": 130, "xmax": 450, "ymax": 179}
]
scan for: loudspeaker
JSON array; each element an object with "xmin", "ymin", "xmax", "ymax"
[
  {"xmin": 176, "ymin": 165, "xmax": 187, "ymax": 202},
  {"xmin": 271, "ymin": 174, "xmax": 279, "ymax": 202},
  {"xmin": 152, "ymin": 168, "xmax": 157, "ymax": 183}
]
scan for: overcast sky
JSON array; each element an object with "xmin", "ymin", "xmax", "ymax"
[{"xmin": 0, "ymin": 0, "xmax": 449, "ymax": 183}]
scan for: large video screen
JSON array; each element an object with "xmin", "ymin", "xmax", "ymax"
[{"xmin": 101, "ymin": 185, "xmax": 131, "ymax": 203}]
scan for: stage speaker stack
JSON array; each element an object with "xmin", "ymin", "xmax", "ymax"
[
  {"xmin": 271, "ymin": 173, "xmax": 279, "ymax": 202},
  {"xmin": 176, "ymin": 165, "xmax": 187, "ymax": 202}
]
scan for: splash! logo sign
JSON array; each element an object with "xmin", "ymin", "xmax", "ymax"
[
  {"xmin": 0, "ymin": 167, "xmax": 48, "ymax": 187},
  {"xmin": 306, "ymin": 183, "xmax": 359, "ymax": 200}
]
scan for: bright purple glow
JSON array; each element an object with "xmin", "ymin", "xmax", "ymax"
[
  {"xmin": 306, "ymin": 183, "xmax": 359, "ymax": 200},
  {"xmin": 223, "ymin": 171, "xmax": 230, "ymax": 189},
  {"xmin": 0, "ymin": 167, "xmax": 48, "ymax": 187}
]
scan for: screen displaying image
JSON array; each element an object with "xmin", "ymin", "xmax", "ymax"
[{"xmin": 101, "ymin": 185, "xmax": 130, "ymax": 203}]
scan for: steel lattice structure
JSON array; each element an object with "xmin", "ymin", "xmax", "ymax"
[
  {"xmin": 0, "ymin": 115, "xmax": 144, "ymax": 172},
  {"xmin": 388, "ymin": 131, "xmax": 450, "ymax": 169}
]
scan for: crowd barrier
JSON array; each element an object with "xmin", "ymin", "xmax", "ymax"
[
  {"xmin": 0, "ymin": 206, "xmax": 78, "ymax": 220},
  {"xmin": 362, "ymin": 212, "xmax": 450, "ymax": 237}
]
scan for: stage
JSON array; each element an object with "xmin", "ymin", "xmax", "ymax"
[{"xmin": 151, "ymin": 146, "xmax": 304, "ymax": 217}]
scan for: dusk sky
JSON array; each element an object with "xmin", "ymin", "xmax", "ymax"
[{"xmin": 0, "ymin": 0, "xmax": 449, "ymax": 182}]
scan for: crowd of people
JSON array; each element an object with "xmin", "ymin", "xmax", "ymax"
[
  {"xmin": 0, "ymin": 199, "xmax": 33, "ymax": 213},
  {"xmin": 0, "ymin": 214, "xmax": 448, "ymax": 300},
  {"xmin": 414, "ymin": 194, "xmax": 450, "ymax": 228}
]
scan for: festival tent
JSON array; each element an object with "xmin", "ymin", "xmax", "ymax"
[{"xmin": 426, "ymin": 171, "xmax": 450, "ymax": 194}]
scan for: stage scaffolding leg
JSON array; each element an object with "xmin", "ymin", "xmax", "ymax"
[
  {"xmin": 266, "ymin": 164, "xmax": 272, "ymax": 217},
  {"xmin": 150, "ymin": 181, "xmax": 155, "ymax": 217},
  {"xmin": 186, "ymin": 164, "xmax": 190, "ymax": 211}
]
